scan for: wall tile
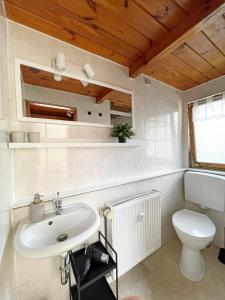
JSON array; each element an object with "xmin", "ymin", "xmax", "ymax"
[
  {"xmin": 47, "ymin": 148, "xmax": 70, "ymax": 173},
  {"xmin": 14, "ymin": 174, "xmax": 49, "ymax": 204},
  {"xmin": 13, "ymin": 149, "xmax": 47, "ymax": 178},
  {"xmin": 5, "ymin": 20, "xmax": 187, "ymax": 300}
]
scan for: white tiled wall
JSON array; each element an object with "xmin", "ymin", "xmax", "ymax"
[
  {"xmin": 7, "ymin": 21, "xmax": 184, "ymax": 208},
  {"xmin": 0, "ymin": 9, "xmax": 12, "ymax": 261},
  {"xmin": 2, "ymin": 20, "xmax": 186, "ymax": 300},
  {"xmin": 0, "ymin": 3, "xmax": 15, "ymax": 300},
  {"xmin": 11, "ymin": 171, "xmax": 185, "ymax": 300}
]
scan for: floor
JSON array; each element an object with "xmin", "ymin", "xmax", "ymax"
[{"xmin": 115, "ymin": 238, "xmax": 225, "ymax": 300}]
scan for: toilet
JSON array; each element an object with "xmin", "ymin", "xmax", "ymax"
[{"xmin": 173, "ymin": 171, "xmax": 225, "ymax": 282}]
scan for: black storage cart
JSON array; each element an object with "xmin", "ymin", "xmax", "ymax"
[{"xmin": 69, "ymin": 231, "xmax": 119, "ymax": 300}]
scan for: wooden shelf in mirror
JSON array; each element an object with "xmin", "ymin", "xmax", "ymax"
[{"xmin": 25, "ymin": 100, "xmax": 77, "ymax": 121}]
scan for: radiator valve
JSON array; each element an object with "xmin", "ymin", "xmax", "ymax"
[{"xmin": 103, "ymin": 207, "xmax": 113, "ymax": 220}]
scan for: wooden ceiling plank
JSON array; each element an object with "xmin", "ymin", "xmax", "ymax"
[
  {"xmin": 172, "ymin": 42, "xmax": 223, "ymax": 79},
  {"xmin": 186, "ymin": 31, "xmax": 225, "ymax": 73},
  {"xmin": 129, "ymin": 0, "xmax": 225, "ymax": 78},
  {"xmin": 173, "ymin": 0, "xmax": 206, "ymax": 14},
  {"xmin": 94, "ymin": 0, "xmax": 168, "ymax": 40},
  {"xmin": 5, "ymin": 0, "xmax": 143, "ymax": 62},
  {"xmin": 96, "ymin": 88, "xmax": 112, "ymax": 104},
  {"xmin": 21, "ymin": 65, "xmax": 104, "ymax": 97},
  {"xmin": 146, "ymin": 69, "xmax": 192, "ymax": 90},
  {"xmin": 145, "ymin": 61, "xmax": 198, "ymax": 90},
  {"xmin": 96, "ymin": 89, "xmax": 132, "ymax": 108},
  {"xmin": 49, "ymin": 0, "xmax": 151, "ymax": 52},
  {"xmin": 161, "ymin": 53, "xmax": 210, "ymax": 84},
  {"xmin": 106, "ymin": 91, "xmax": 132, "ymax": 111},
  {"xmin": 5, "ymin": 2, "xmax": 130, "ymax": 67},
  {"xmin": 203, "ymin": 14, "xmax": 225, "ymax": 55},
  {"xmin": 133, "ymin": 0, "xmax": 186, "ymax": 30}
]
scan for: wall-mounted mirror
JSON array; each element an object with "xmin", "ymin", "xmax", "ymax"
[{"xmin": 15, "ymin": 59, "xmax": 133, "ymax": 128}]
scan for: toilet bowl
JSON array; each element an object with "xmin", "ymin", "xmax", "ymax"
[{"xmin": 172, "ymin": 209, "xmax": 216, "ymax": 282}]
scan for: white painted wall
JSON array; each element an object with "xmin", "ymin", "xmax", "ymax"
[
  {"xmin": 182, "ymin": 79, "xmax": 225, "ymax": 248},
  {"xmin": 0, "ymin": 19, "xmax": 186, "ymax": 300},
  {"xmin": 23, "ymin": 83, "xmax": 111, "ymax": 125}
]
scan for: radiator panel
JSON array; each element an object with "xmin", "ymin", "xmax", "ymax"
[{"xmin": 110, "ymin": 191, "xmax": 161, "ymax": 277}]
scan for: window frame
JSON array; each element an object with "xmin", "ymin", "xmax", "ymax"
[{"xmin": 188, "ymin": 103, "xmax": 225, "ymax": 171}]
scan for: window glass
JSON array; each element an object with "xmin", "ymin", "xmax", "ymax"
[{"xmin": 191, "ymin": 94, "xmax": 225, "ymax": 164}]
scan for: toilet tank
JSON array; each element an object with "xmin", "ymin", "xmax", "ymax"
[{"xmin": 184, "ymin": 171, "xmax": 225, "ymax": 212}]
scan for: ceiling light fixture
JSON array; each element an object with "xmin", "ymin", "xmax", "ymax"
[
  {"xmin": 81, "ymin": 63, "xmax": 95, "ymax": 87},
  {"xmin": 53, "ymin": 52, "xmax": 66, "ymax": 82},
  {"xmin": 55, "ymin": 52, "xmax": 66, "ymax": 71}
]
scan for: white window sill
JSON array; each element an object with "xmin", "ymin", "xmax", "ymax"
[{"xmin": 188, "ymin": 168, "xmax": 225, "ymax": 177}]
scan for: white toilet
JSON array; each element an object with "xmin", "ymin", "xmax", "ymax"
[{"xmin": 173, "ymin": 171, "xmax": 225, "ymax": 282}]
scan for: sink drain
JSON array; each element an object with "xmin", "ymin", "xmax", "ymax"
[{"xmin": 57, "ymin": 233, "xmax": 68, "ymax": 242}]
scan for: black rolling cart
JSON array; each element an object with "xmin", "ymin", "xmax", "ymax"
[{"xmin": 69, "ymin": 231, "xmax": 119, "ymax": 300}]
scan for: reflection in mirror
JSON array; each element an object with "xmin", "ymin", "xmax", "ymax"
[{"xmin": 19, "ymin": 64, "xmax": 132, "ymax": 127}]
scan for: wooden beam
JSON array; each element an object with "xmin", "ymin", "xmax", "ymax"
[
  {"xmin": 129, "ymin": 0, "xmax": 225, "ymax": 78},
  {"xmin": 96, "ymin": 88, "xmax": 112, "ymax": 104}
]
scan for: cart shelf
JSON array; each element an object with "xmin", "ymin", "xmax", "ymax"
[
  {"xmin": 71, "ymin": 277, "xmax": 116, "ymax": 300},
  {"xmin": 70, "ymin": 241, "xmax": 116, "ymax": 290},
  {"xmin": 69, "ymin": 231, "xmax": 118, "ymax": 300}
]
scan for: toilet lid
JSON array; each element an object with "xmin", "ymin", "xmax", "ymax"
[{"xmin": 172, "ymin": 209, "xmax": 216, "ymax": 238}]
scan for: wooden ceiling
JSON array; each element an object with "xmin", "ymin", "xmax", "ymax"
[
  {"xmin": 21, "ymin": 65, "xmax": 132, "ymax": 112},
  {"xmin": 4, "ymin": 0, "xmax": 225, "ymax": 90}
]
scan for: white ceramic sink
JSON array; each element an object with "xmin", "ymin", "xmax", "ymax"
[{"xmin": 14, "ymin": 203, "xmax": 100, "ymax": 259}]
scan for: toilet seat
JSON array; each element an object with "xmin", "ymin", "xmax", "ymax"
[
  {"xmin": 172, "ymin": 209, "xmax": 216, "ymax": 281},
  {"xmin": 172, "ymin": 209, "xmax": 216, "ymax": 238}
]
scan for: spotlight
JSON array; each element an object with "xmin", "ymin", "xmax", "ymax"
[
  {"xmin": 82, "ymin": 63, "xmax": 95, "ymax": 78},
  {"xmin": 54, "ymin": 52, "xmax": 65, "ymax": 71},
  {"xmin": 81, "ymin": 63, "xmax": 95, "ymax": 86},
  {"xmin": 53, "ymin": 53, "xmax": 65, "ymax": 82}
]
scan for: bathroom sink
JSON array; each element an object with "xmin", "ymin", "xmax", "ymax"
[{"xmin": 14, "ymin": 203, "xmax": 100, "ymax": 259}]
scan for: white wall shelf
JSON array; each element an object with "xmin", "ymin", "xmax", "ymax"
[
  {"xmin": 110, "ymin": 110, "xmax": 132, "ymax": 117},
  {"xmin": 8, "ymin": 141, "xmax": 141, "ymax": 149}
]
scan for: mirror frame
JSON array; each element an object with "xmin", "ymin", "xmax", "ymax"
[{"xmin": 15, "ymin": 58, "xmax": 134, "ymax": 129}]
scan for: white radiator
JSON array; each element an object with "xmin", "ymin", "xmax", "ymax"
[{"xmin": 106, "ymin": 191, "xmax": 161, "ymax": 277}]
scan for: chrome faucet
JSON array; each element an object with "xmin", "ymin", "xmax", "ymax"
[{"xmin": 54, "ymin": 192, "xmax": 63, "ymax": 215}]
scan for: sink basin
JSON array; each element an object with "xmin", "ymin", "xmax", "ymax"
[{"xmin": 14, "ymin": 203, "xmax": 100, "ymax": 259}]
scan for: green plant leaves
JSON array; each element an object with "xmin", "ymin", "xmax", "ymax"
[{"xmin": 111, "ymin": 123, "xmax": 135, "ymax": 139}]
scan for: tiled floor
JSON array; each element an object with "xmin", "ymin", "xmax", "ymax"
[{"xmin": 116, "ymin": 238, "xmax": 225, "ymax": 300}]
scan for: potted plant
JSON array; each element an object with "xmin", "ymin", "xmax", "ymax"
[{"xmin": 111, "ymin": 123, "xmax": 135, "ymax": 143}]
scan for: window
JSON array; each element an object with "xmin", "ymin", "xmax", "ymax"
[{"xmin": 188, "ymin": 93, "xmax": 225, "ymax": 170}]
